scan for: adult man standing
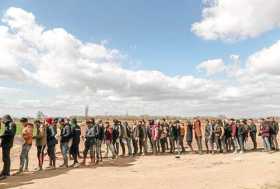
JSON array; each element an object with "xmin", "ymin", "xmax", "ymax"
[
  {"xmin": 248, "ymin": 119, "xmax": 257, "ymax": 150},
  {"xmin": 34, "ymin": 120, "xmax": 47, "ymax": 171},
  {"xmin": 193, "ymin": 118, "xmax": 203, "ymax": 154},
  {"xmin": 0, "ymin": 115, "xmax": 16, "ymax": 179},
  {"xmin": 46, "ymin": 118, "xmax": 57, "ymax": 169},
  {"xmin": 270, "ymin": 117, "xmax": 279, "ymax": 151},
  {"xmin": 17, "ymin": 118, "xmax": 33, "ymax": 174},
  {"xmin": 59, "ymin": 118, "xmax": 71, "ymax": 168},
  {"xmin": 112, "ymin": 120, "xmax": 120, "ymax": 155},
  {"xmin": 70, "ymin": 118, "xmax": 81, "ymax": 167},
  {"xmin": 119, "ymin": 121, "xmax": 133, "ymax": 156},
  {"xmin": 82, "ymin": 119, "xmax": 97, "ymax": 166},
  {"xmin": 95, "ymin": 120, "xmax": 104, "ymax": 163},
  {"xmin": 205, "ymin": 119, "xmax": 214, "ymax": 154}
]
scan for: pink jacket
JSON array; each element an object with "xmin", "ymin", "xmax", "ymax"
[{"xmin": 151, "ymin": 124, "xmax": 159, "ymax": 141}]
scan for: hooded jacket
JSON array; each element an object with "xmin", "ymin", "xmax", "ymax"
[{"xmin": 0, "ymin": 121, "xmax": 17, "ymax": 148}]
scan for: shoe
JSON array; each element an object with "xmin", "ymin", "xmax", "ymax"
[
  {"xmin": 73, "ymin": 163, "xmax": 80, "ymax": 168},
  {"xmin": 14, "ymin": 170, "xmax": 23, "ymax": 175}
]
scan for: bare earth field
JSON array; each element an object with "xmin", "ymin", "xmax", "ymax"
[{"xmin": 0, "ymin": 137, "xmax": 280, "ymax": 189}]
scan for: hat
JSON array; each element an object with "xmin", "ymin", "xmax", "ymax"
[
  {"xmin": 45, "ymin": 117, "xmax": 53, "ymax": 125},
  {"xmin": 2, "ymin": 115, "xmax": 12, "ymax": 123}
]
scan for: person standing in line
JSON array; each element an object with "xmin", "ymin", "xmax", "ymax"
[
  {"xmin": 260, "ymin": 119, "xmax": 271, "ymax": 152},
  {"xmin": 82, "ymin": 119, "xmax": 97, "ymax": 166},
  {"xmin": 214, "ymin": 120, "xmax": 224, "ymax": 153},
  {"xmin": 16, "ymin": 118, "xmax": 33, "ymax": 174},
  {"xmin": 186, "ymin": 120, "xmax": 194, "ymax": 153},
  {"xmin": 70, "ymin": 118, "xmax": 81, "ymax": 168},
  {"xmin": 193, "ymin": 118, "xmax": 203, "ymax": 154},
  {"xmin": 159, "ymin": 122, "xmax": 168, "ymax": 153},
  {"xmin": 46, "ymin": 118, "xmax": 57, "ymax": 169},
  {"xmin": 145, "ymin": 120, "xmax": 153, "ymax": 152},
  {"xmin": 112, "ymin": 120, "xmax": 120, "ymax": 155},
  {"xmin": 162, "ymin": 119, "xmax": 170, "ymax": 150},
  {"xmin": 237, "ymin": 120, "xmax": 245, "ymax": 154},
  {"xmin": 169, "ymin": 121, "xmax": 176, "ymax": 153},
  {"xmin": 119, "ymin": 121, "xmax": 133, "ymax": 156},
  {"xmin": 174, "ymin": 120, "xmax": 183, "ymax": 156},
  {"xmin": 179, "ymin": 121, "xmax": 186, "ymax": 153},
  {"xmin": 230, "ymin": 119, "xmax": 239, "ymax": 154},
  {"xmin": 248, "ymin": 119, "xmax": 257, "ymax": 150},
  {"xmin": 59, "ymin": 118, "xmax": 71, "ymax": 168},
  {"xmin": 223, "ymin": 119, "xmax": 232, "ymax": 152},
  {"xmin": 132, "ymin": 121, "xmax": 139, "ymax": 155},
  {"xmin": 151, "ymin": 120, "xmax": 160, "ymax": 155},
  {"xmin": 0, "ymin": 115, "xmax": 16, "ymax": 180},
  {"xmin": 139, "ymin": 120, "xmax": 148, "ymax": 155},
  {"xmin": 205, "ymin": 119, "xmax": 214, "ymax": 154},
  {"xmin": 34, "ymin": 120, "xmax": 47, "ymax": 171},
  {"xmin": 270, "ymin": 117, "xmax": 279, "ymax": 151},
  {"xmin": 95, "ymin": 120, "xmax": 104, "ymax": 163},
  {"xmin": 104, "ymin": 121, "xmax": 117, "ymax": 159}
]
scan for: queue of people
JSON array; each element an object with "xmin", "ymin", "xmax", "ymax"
[{"xmin": 0, "ymin": 115, "xmax": 278, "ymax": 180}]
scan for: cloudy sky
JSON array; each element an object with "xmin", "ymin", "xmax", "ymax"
[{"xmin": 1, "ymin": 0, "xmax": 280, "ymax": 117}]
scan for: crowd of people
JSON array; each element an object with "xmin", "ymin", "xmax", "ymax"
[{"xmin": 0, "ymin": 114, "xmax": 279, "ymax": 180}]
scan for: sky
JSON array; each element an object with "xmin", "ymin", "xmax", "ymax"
[{"xmin": 1, "ymin": 0, "xmax": 280, "ymax": 117}]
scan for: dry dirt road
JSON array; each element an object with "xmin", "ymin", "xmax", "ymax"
[{"xmin": 0, "ymin": 146, "xmax": 280, "ymax": 189}]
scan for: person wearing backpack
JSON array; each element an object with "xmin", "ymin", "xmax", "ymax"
[
  {"xmin": 0, "ymin": 115, "xmax": 16, "ymax": 179},
  {"xmin": 16, "ymin": 118, "xmax": 33, "ymax": 174}
]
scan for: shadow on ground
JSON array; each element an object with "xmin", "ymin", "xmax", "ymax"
[{"xmin": 0, "ymin": 157, "xmax": 137, "ymax": 189}]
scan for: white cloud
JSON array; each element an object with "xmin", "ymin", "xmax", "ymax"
[
  {"xmin": 192, "ymin": 0, "xmax": 280, "ymax": 41},
  {"xmin": 1, "ymin": 7, "xmax": 280, "ymax": 117},
  {"xmin": 246, "ymin": 40, "xmax": 280, "ymax": 75},
  {"xmin": 197, "ymin": 58, "xmax": 225, "ymax": 76}
]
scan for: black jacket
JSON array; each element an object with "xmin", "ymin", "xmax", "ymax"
[
  {"xmin": 60, "ymin": 124, "xmax": 71, "ymax": 143},
  {"xmin": 0, "ymin": 122, "xmax": 16, "ymax": 148},
  {"xmin": 47, "ymin": 125, "xmax": 57, "ymax": 146},
  {"xmin": 71, "ymin": 125, "xmax": 81, "ymax": 145}
]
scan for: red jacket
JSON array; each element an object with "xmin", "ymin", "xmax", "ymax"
[{"xmin": 231, "ymin": 123, "xmax": 237, "ymax": 137}]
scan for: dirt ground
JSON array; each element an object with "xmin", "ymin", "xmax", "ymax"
[{"xmin": 0, "ymin": 137, "xmax": 280, "ymax": 189}]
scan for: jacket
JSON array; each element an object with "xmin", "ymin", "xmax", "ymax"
[
  {"xmin": 0, "ymin": 122, "xmax": 17, "ymax": 148},
  {"xmin": 47, "ymin": 125, "xmax": 57, "ymax": 146},
  {"xmin": 60, "ymin": 124, "xmax": 71, "ymax": 143},
  {"xmin": 22, "ymin": 123, "xmax": 33, "ymax": 145},
  {"xmin": 85, "ymin": 125, "xmax": 97, "ymax": 144},
  {"xmin": 35, "ymin": 124, "xmax": 47, "ymax": 146},
  {"xmin": 71, "ymin": 125, "xmax": 81, "ymax": 145}
]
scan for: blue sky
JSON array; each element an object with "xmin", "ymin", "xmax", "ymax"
[
  {"xmin": 1, "ymin": 0, "xmax": 280, "ymax": 76},
  {"xmin": 1, "ymin": 0, "xmax": 280, "ymax": 117}
]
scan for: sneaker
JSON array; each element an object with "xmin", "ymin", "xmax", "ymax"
[{"xmin": 73, "ymin": 163, "xmax": 80, "ymax": 168}]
